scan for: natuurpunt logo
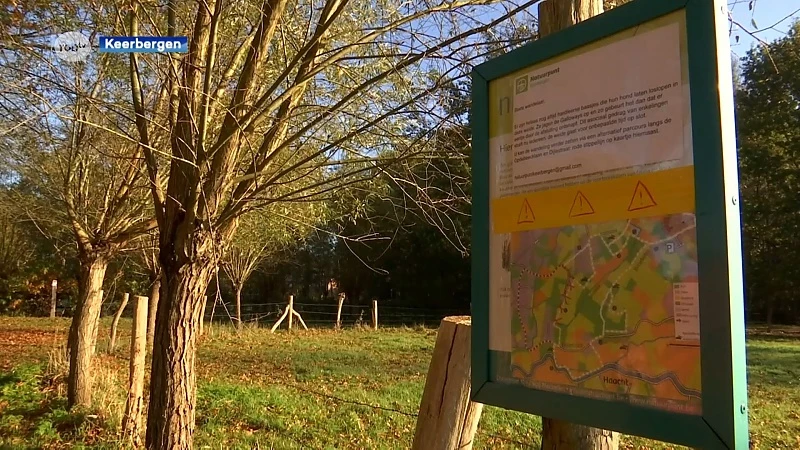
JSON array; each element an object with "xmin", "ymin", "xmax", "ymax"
[{"xmin": 52, "ymin": 32, "xmax": 91, "ymax": 62}]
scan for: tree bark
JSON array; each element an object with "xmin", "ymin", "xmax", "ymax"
[
  {"xmin": 537, "ymin": 2, "xmax": 618, "ymax": 448},
  {"xmin": 538, "ymin": 0, "xmax": 601, "ymax": 37},
  {"xmin": 67, "ymin": 254, "xmax": 109, "ymax": 409},
  {"xmin": 235, "ymin": 286, "xmax": 243, "ymax": 329},
  {"xmin": 541, "ymin": 420, "xmax": 619, "ymax": 450},
  {"xmin": 147, "ymin": 273, "xmax": 161, "ymax": 350},
  {"xmin": 109, "ymin": 293, "xmax": 130, "ymax": 353},
  {"xmin": 199, "ymin": 296, "xmax": 208, "ymax": 336},
  {"xmin": 145, "ymin": 256, "xmax": 216, "ymax": 450}
]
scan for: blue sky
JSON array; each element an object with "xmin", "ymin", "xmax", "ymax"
[{"xmin": 728, "ymin": 0, "xmax": 800, "ymax": 59}]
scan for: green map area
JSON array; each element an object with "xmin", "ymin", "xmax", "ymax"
[{"xmin": 509, "ymin": 214, "xmax": 702, "ymax": 415}]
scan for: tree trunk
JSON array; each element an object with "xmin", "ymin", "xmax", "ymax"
[
  {"xmin": 147, "ymin": 273, "xmax": 161, "ymax": 350},
  {"xmin": 235, "ymin": 286, "xmax": 243, "ymax": 330},
  {"xmin": 199, "ymin": 296, "xmax": 208, "ymax": 336},
  {"xmin": 67, "ymin": 255, "xmax": 109, "ymax": 409},
  {"xmin": 145, "ymin": 257, "xmax": 216, "ymax": 450},
  {"xmin": 109, "ymin": 293, "xmax": 130, "ymax": 353},
  {"xmin": 537, "ymin": 1, "xmax": 618, "ymax": 448},
  {"xmin": 541, "ymin": 420, "xmax": 619, "ymax": 450}
]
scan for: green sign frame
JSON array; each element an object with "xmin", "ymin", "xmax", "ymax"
[{"xmin": 470, "ymin": 0, "xmax": 748, "ymax": 448}]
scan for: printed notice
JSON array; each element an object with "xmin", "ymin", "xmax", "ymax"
[
  {"xmin": 511, "ymin": 23, "xmax": 683, "ymax": 187},
  {"xmin": 673, "ymin": 282, "xmax": 700, "ymax": 341}
]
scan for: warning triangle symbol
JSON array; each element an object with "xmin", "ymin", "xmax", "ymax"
[
  {"xmin": 627, "ymin": 181, "xmax": 658, "ymax": 211},
  {"xmin": 569, "ymin": 191, "xmax": 595, "ymax": 217},
  {"xmin": 517, "ymin": 199, "xmax": 536, "ymax": 224}
]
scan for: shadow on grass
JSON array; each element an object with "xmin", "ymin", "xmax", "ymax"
[
  {"xmin": 0, "ymin": 372, "xmax": 19, "ymax": 388},
  {"xmin": 0, "ymin": 365, "xmax": 116, "ymax": 449},
  {"xmin": 746, "ymin": 338, "xmax": 800, "ymax": 388}
]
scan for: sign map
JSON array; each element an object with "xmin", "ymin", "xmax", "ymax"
[
  {"xmin": 487, "ymin": 19, "xmax": 704, "ymax": 415},
  {"xmin": 508, "ymin": 214, "xmax": 701, "ymax": 415}
]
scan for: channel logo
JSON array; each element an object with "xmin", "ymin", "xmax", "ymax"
[
  {"xmin": 99, "ymin": 36, "xmax": 188, "ymax": 53},
  {"xmin": 52, "ymin": 32, "xmax": 91, "ymax": 62}
]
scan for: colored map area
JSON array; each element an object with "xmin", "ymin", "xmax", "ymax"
[{"xmin": 509, "ymin": 213, "xmax": 702, "ymax": 415}]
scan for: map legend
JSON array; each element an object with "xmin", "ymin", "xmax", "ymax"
[{"xmin": 673, "ymin": 282, "xmax": 700, "ymax": 341}]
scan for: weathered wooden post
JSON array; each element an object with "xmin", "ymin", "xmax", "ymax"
[
  {"xmin": 271, "ymin": 295, "xmax": 307, "ymax": 332},
  {"xmin": 50, "ymin": 280, "xmax": 57, "ymax": 319},
  {"xmin": 287, "ymin": 294, "xmax": 293, "ymax": 330},
  {"xmin": 122, "ymin": 295, "xmax": 148, "ymax": 446},
  {"xmin": 412, "ymin": 316, "xmax": 482, "ymax": 450},
  {"xmin": 371, "ymin": 299, "xmax": 378, "ymax": 330},
  {"xmin": 336, "ymin": 293, "xmax": 345, "ymax": 329},
  {"xmin": 108, "ymin": 293, "xmax": 129, "ymax": 353}
]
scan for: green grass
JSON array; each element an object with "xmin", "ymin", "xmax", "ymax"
[{"xmin": 0, "ymin": 318, "xmax": 798, "ymax": 449}]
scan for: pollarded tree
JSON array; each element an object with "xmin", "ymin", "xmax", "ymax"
[
  {"xmin": 122, "ymin": 0, "xmax": 539, "ymax": 446},
  {"xmin": 0, "ymin": 3, "xmax": 165, "ymax": 407}
]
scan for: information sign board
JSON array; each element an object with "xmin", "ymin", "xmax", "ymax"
[{"xmin": 470, "ymin": 1, "xmax": 748, "ymax": 448}]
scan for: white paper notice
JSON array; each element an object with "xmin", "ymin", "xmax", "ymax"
[
  {"xmin": 511, "ymin": 23, "xmax": 683, "ymax": 187},
  {"xmin": 673, "ymin": 282, "xmax": 700, "ymax": 341}
]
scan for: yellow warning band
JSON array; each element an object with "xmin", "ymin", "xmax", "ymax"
[{"xmin": 491, "ymin": 166, "xmax": 695, "ymax": 233}]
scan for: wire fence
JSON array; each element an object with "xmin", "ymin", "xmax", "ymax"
[
  {"xmin": 201, "ymin": 299, "xmax": 532, "ymax": 446},
  {"xmin": 253, "ymin": 371, "xmax": 533, "ymax": 448},
  {"xmin": 206, "ymin": 299, "xmax": 470, "ymax": 329}
]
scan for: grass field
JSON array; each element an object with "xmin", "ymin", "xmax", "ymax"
[{"xmin": 0, "ymin": 317, "xmax": 798, "ymax": 449}]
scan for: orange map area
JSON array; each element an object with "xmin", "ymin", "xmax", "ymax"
[{"xmin": 509, "ymin": 214, "xmax": 702, "ymax": 415}]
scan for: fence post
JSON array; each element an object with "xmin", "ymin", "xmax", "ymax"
[
  {"xmin": 50, "ymin": 280, "xmax": 57, "ymax": 319},
  {"xmin": 336, "ymin": 293, "xmax": 345, "ymax": 329},
  {"xmin": 271, "ymin": 296, "xmax": 291, "ymax": 333},
  {"xmin": 108, "ymin": 293, "xmax": 130, "ymax": 353},
  {"xmin": 371, "ymin": 299, "xmax": 378, "ymax": 330},
  {"xmin": 412, "ymin": 316, "xmax": 482, "ymax": 450},
  {"xmin": 288, "ymin": 295, "xmax": 294, "ymax": 330},
  {"xmin": 122, "ymin": 295, "xmax": 148, "ymax": 446}
]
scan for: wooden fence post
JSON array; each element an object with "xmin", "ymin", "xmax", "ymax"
[
  {"xmin": 412, "ymin": 316, "xmax": 482, "ymax": 450},
  {"xmin": 108, "ymin": 293, "xmax": 129, "ymax": 353},
  {"xmin": 336, "ymin": 293, "xmax": 345, "ymax": 329},
  {"xmin": 50, "ymin": 280, "xmax": 57, "ymax": 319},
  {"xmin": 122, "ymin": 295, "xmax": 148, "ymax": 446},
  {"xmin": 288, "ymin": 295, "xmax": 294, "ymax": 330},
  {"xmin": 371, "ymin": 299, "xmax": 378, "ymax": 330},
  {"xmin": 271, "ymin": 295, "xmax": 308, "ymax": 332}
]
